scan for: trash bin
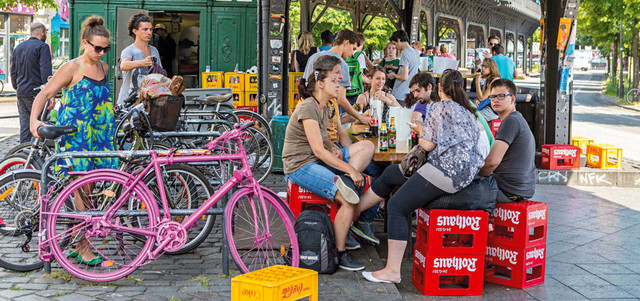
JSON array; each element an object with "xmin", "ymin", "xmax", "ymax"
[{"xmin": 271, "ymin": 115, "xmax": 289, "ymax": 173}]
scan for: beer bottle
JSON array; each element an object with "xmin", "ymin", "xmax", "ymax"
[
  {"xmin": 370, "ymin": 107, "xmax": 379, "ymax": 137},
  {"xmin": 412, "ymin": 130, "xmax": 419, "ymax": 148},
  {"xmin": 379, "ymin": 123, "xmax": 388, "ymax": 151},
  {"xmin": 389, "ymin": 117, "xmax": 396, "ymax": 149}
]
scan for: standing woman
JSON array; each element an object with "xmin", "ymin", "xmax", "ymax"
[
  {"xmin": 29, "ymin": 16, "xmax": 116, "ymax": 265},
  {"xmin": 292, "ymin": 31, "xmax": 318, "ymax": 72},
  {"xmin": 378, "ymin": 42, "xmax": 399, "ymax": 90}
]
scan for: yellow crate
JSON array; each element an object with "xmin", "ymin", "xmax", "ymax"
[
  {"xmin": 231, "ymin": 265, "xmax": 318, "ymax": 301},
  {"xmin": 245, "ymin": 91, "xmax": 259, "ymax": 106},
  {"xmin": 288, "ymin": 92, "xmax": 301, "ymax": 112},
  {"xmin": 289, "ymin": 72, "xmax": 304, "ymax": 93},
  {"xmin": 586, "ymin": 143, "xmax": 622, "ymax": 169},
  {"xmin": 225, "ymin": 72, "xmax": 245, "ymax": 91},
  {"xmin": 571, "ymin": 136, "xmax": 594, "ymax": 155},
  {"xmin": 232, "ymin": 92, "xmax": 245, "ymax": 108},
  {"xmin": 202, "ymin": 72, "xmax": 224, "ymax": 88},
  {"xmin": 245, "ymin": 73, "xmax": 258, "ymax": 91}
]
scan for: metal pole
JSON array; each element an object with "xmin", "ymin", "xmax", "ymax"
[{"xmin": 619, "ymin": 20, "xmax": 624, "ymax": 98}]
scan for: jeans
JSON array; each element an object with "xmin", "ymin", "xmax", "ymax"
[
  {"xmin": 285, "ymin": 161, "xmax": 341, "ymax": 201},
  {"xmin": 340, "ymin": 144, "xmax": 383, "ymax": 223},
  {"xmin": 17, "ymin": 96, "xmax": 35, "ymax": 143}
]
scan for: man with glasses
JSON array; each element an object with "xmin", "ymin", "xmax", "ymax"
[
  {"xmin": 479, "ymin": 79, "xmax": 536, "ymax": 203},
  {"xmin": 10, "ymin": 23, "xmax": 52, "ymax": 143}
]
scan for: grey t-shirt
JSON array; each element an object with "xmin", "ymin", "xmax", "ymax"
[
  {"xmin": 493, "ymin": 111, "xmax": 536, "ymax": 198},
  {"xmin": 117, "ymin": 43, "xmax": 162, "ymax": 105},
  {"xmin": 303, "ymin": 51, "xmax": 351, "ymax": 87},
  {"xmin": 392, "ymin": 47, "xmax": 420, "ymax": 101}
]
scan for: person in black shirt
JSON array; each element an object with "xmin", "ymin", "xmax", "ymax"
[
  {"xmin": 153, "ymin": 24, "xmax": 176, "ymax": 77},
  {"xmin": 10, "ymin": 23, "xmax": 53, "ymax": 143}
]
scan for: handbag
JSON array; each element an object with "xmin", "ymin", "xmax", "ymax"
[
  {"xmin": 399, "ymin": 145, "xmax": 428, "ymax": 177},
  {"xmin": 147, "ymin": 57, "xmax": 168, "ymax": 77}
]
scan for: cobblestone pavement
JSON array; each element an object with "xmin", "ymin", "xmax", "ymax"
[{"xmin": 1, "ymin": 134, "xmax": 640, "ymax": 300}]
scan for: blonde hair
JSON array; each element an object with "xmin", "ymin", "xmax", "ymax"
[
  {"xmin": 298, "ymin": 31, "xmax": 315, "ymax": 55},
  {"xmin": 383, "ymin": 42, "xmax": 397, "ymax": 57},
  {"xmin": 440, "ymin": 43, "xmax": 449, "ymax": 54}
]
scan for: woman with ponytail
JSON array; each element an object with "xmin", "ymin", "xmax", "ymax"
[
  {"xmin": 355, "ymin": 69, "xmax": 490, "ymax": 284},
  {"xmin": 29, "ymin": 16, "xmax": 116, "ymax": 265}
]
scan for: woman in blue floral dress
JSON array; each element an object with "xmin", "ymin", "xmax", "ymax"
[{"xmin": 30, "ymin": 16, "xmax": 115, "ymax": 265}]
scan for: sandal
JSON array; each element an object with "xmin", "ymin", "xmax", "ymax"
[
  {"xmin": 68, "ymin": 250, "xmax": 99, "ymax": 259},
  {"xmin": 76, "ymin": 253, "xmax": 103, "ymax": 266}
]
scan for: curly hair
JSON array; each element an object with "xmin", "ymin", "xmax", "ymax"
[{"xmin": 128, "ymin": 12, "xmax": 152, "ymax": 38}]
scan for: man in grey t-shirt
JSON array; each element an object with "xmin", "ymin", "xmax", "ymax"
[
  {"xmin": 479, "ymin": 79, "xmax": 536, "ymax": 202},
  {"xmin": 388, "ymin": 30, "xmax": 420, "ymax": 105}
]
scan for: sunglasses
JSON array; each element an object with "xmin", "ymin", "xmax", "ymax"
[
  {"xmin": 488, "ymin": 93, "xmax": 513, "ymax": 100},
  {"xmin": 489, "ymin": 42, "xmax": 497, "ymax": 46},
  {"xmin": 86, "ymin": 40, "xmax": 111, "ymax": 54}
]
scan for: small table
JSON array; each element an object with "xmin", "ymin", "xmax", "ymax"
[{"xmin": 351, "ymin": 124, "xmax": 408, "ymax": 163}]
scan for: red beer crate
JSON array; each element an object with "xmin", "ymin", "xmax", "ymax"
[
  {"xmin": 490, "ymin": 119, "xmax": 502, "ymax": 138},
  {"xmin": 286, "ymin": 180, "xmax": 338, "ymax": 222},
  {"xmin": 485, "ymin": 243, "xmax": 546, "ymax": 289},
  {"xmin": 488, "ymin": 201, "xmax": 548, "ymax": 248},
  {"xmin": 416, "ymin": 209, "xmax": 489, "ymax": 255},
  {"xmin": 413, "ymin": 249, "xmax": 485, "ymax": 296},
  {"xmin": 541, "ymin": 144, "xmax": 580, "ymax": 170}
]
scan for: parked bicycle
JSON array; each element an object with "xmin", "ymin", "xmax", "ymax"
[
  {"xmin": 38, "ymin": 122, "xmax": 298, "ymax": 282},
  {"xmin": 625, "ymin": 83, "xmax": 640, "ymax": 104}
]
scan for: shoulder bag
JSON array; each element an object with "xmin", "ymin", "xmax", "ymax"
[{"xmin": 399, "ymin": 145, "xmax": 428, "ymax": 178}]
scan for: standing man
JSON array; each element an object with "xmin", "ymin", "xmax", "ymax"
[
  {"xmin": 319, "ymin": 30, "xmax": 333, "ymax": 51},
  {"xmin": 345, "ymin": 33, "xmax": 370, "ymax": 105},
  {"xmin": 476, "ymin": 35, "xmax": 501, "ymax": 72},
  {"xmin": 490, "ymin": 44, "xmax": 517, "ymax": 81},
  {"xmin": 303, "ymin": 29, "xmax": 370, "ymax": 125},
  {"xmin": 117, "ymin": 12, "xmax": 162, "ymax": 106},
  {"xmin": 479, "ymin": 79, "xmax": 535, "ymax": 202},
  {"xmin": 388, "ymin": 30, "xmax": 420, "ymax": 107},
  {"xmin": 153, "ymin": 24, "xmax": 176, "ymax": 77},
  {"xmin": 11, "ymin": 23, "xmax": 52, "ymax": 143}
]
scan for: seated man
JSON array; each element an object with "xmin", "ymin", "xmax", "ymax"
[{"xmin": 479, "ymin": 79, "xmax": 536, "ymax": 202}]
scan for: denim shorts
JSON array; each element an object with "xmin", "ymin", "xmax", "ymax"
[{"xmin": 285, "ymin": 161, "xmax": 342, "ymax": 201}]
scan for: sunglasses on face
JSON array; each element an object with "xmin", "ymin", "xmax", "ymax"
[
  {"xmin": 489, "ymin": 42, "xmax": 497, "ymax": 46},
  {"xmin": 86, "ymin": 40, "xmax": 111, "ymax": 54},
  {"xmin": 488, "ymin": 93, "xmax": 513, "ymax": 100}
]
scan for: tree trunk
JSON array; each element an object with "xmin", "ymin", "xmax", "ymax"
[
  {"xmin": 612, "ymin": 41, "xmax": 618, "ymax": 86},
  {"xmin": 633, "ymin": 19, "xmax": 639, "ymax": 89}
]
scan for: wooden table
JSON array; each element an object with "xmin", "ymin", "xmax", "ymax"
[{"xmin": 350, "ymin": 124, "xmax": 408, "ymax": 163}]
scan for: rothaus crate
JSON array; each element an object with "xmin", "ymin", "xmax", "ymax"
[
  {"xmin": 412, "ymin": 249, "xmax": 485, "ymax": 296},
  {"xmin": 416, "ymin": 209, "xmax": 489, "ymax": 255},
  {"xmin": 541, "ymin": 144, "xmax": 580, "ymax": 170},
  {"xmin": 485, "ymin": 243, "xmax": 546, "ymax": 289},
  {"xmin": 488, "ymin": 201, "xmax": 548, "ymax": 248},
  {"xmin": 287, "ymin": 180, "xmax": 338, "ymax": 222}
]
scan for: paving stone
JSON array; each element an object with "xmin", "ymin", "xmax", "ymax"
[
  {"xmin": 597, "ymin": 273, "xmax": 640, "ymax": 286},
  {"xmin": 14, "ymin": 295, "xmax": 51, "ymax": 301},
  {"xmin": 179, "ymin": 286, "xmax": 211, "ymax": 293},
  {"xmin": 577, "ymin": 263, "xmax": 637, "ymax": 275},
  {"xmin": 0, "ymin": 277, "xmax": 30, "ymax": 284},
  {"xmin": 551, "ymin": 274, "xmax": 611, "ymax": 287},
  {"xmin": 53, "ymin": 293, "xmax": 95, "ymax": 301},
  {"xmin": 569, "ymin": 285, "xmax": 635, "ymax": 299},
  {"xmin": 0, "ymin": 290, "xmax": 31, "ymax": 299}
]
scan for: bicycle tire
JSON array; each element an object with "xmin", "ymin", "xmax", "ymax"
[
  {"xmin": 625, "ymin": 88, "xmax": 639, "ymax": 104},
  {"xmin": 142, "ymin": 164, "xmax": 216, "ymax": 254},
  {"xmin": 243, "ymin": 127, "xmax": 274, "ymax": 183},
  {"xmin": 114, "ymin": 109, "xmax": 155, "ymax": 151},
  {"xmin": 224, "ymin": 186, "xmax": 299, "ymax": 273},
  {"xmin": 0, "ymin": 170, "xmax": 43, "ymax": 272},
  {"xmin": 46, "ymin": 170, "xmax": 158, "ymax": 282},
  {"xmin": 0, "ymin": 152, "xmax": 42, "ymax": 176},
  {"xmin": 233, "ymin": 110, "xmax": 272, "ymax": 139},
  {"xmin": 3, "ymin": 140, "xmax": 56, "ymax": 160},
  {"xmin": 0, "ymin": 81, "xmax": 4, "ymax": 94}
]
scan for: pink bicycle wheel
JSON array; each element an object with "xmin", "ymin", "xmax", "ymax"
[
  {"xmin": 45, "ymin": 170, "xmax": 158, "ymax": 282},
  {"xmin": 224, "ymin": 186, "xmax": 299, "ymax": 273}
]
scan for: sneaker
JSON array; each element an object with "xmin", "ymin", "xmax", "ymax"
[
  {"xmin": 345, "ymin": 233, "xmax": 361, "ymax": 250},
  {"xmin": 338, "ymin": 252, "xmax": 365, "ymax": 271},
  {"xmin": 334, "ymin": 175, "xmax": 359, "ymax": 204},
  {"xmin": 351, "ymin": 221, "xmax": 380, "ymax": 245}
]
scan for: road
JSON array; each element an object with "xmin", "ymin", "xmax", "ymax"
[
  {"xmin": 0, "ymin": 99, "xmax": 19, "ymax": 138},
  {"xmin": 570, "ymin": 70, "xmax": 640, "ymax": 162}
]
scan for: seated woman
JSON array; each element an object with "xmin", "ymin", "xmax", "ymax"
[
  {"xmin": 474, "ymin": 58, "xmax": 501, "ymax": 121},
  {"xmin": 341, "ymin": 66, "xmax": 400, "ymax": 125},
  {"xmin": 356, "ymin": 70, "xmax": 488, "ymax": 283},
  {"xmin": 282, "ymin": 55, "xmax": 367, "ymax": 271}
]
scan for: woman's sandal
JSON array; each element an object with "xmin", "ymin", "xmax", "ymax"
[
  {"xmin": 68, "ymin": 250, "xmax": 99, "ymax": 259},
  {"xmin": 76, "ymin": 253, "xmax": 103, "ymax": 266}
]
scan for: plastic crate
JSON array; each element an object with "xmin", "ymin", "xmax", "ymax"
[
  {"xmin": 586, "ymin": 144, "xmax": 622, "ymax": 169},
  {"xmin": 225, "ymin": 72, "xmax": 245, "ymax": 91},
  {"xmin": 490, "ymin": 119, "xmax": 502, "ymax": 138},
  {"xmin": 416, "ymin": 209, "xmax": 489, "ymax": 255},
  {"xmin": 231, "ymin": 265, "xmax": 318, "ymax": 301},
  {"xmin": 571, "ymin": 136, "xmax": 593, "ymax": 155},
  {"xmin": 288, "ymin": 92, "xmax": 301, "ymax": 113},
  {"xmin": 488, "ymin": 201, "xmax": 548, "ymax": 248},
  {"xmin": 245, "ymin": 73, "xmax": 258, "ymax": 92},
  {"xmin": 287, "ymin": 180, "xmax": 338, "ymax": 222},
  {"xmin": 412, "ymin": 249, "xmax": 485, "ymax": 296},
  {"xmin": 289, "ymin": 72, "xmax": 304, "ymax": 93},
  {"xmin": 245, "ymin": 91, "xmax": 259, "ymax": 106},
  {"xmin": 202, "ymin": 71, "xmax": 223, "ymax": 88},
  {"xmin": 231, "ymin": 92, "xmax": 245, "ymax": 108},
  {"xmin": 541, "ymin": 144, "xmax": 580, "ymax": 170},
  {"xmin": 485, "ymin": 243, "xmax": 546, "ymax": 289}
]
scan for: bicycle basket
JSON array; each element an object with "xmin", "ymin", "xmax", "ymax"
[{"xmin": 148, "ymin": 94, "xmax": 184, "ymax": 132}]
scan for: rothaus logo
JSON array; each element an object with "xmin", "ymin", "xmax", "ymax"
[
  {"xmin": 487, "ymin": 246, "xmax": 518, "ymax": 265},
  {"xmin": 419, "ymin": 209, "xmax": 429, "ymax": 226},
  {"xmin": 433, "ymin": 257, "xmax": 478, "ymax": 272},
  {"xmin": 525, "ymin": 248, "xmax": 545, "ymax": 260},
  {"xmin": 493, "ymin": 207, "xmax": 521, "ymax": 224},
  {"xmin": 553, "ymin": 148, "xmax": 578, "ymax": 157},
  {"xmin": 528, "ymin": 209, "xmax": 547, "ymax": 221},
  {"xmin": 436, "ymin": 215, "xmax": 482, "ymax": 230},
  {"xmin": 414, "ymin": 249, "xmax": 426, "ymax": 268}
]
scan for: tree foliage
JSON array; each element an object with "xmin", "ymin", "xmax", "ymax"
[
  {"xmin": 0, "ymin": 0, "xmax": 57, "ymax": 10},
  {"xmin": 577, "ymin": 0, "xmax": 639, "ymax": 56}
]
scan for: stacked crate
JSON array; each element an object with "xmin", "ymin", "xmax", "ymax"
[
  {"xmin": 412, "ymin": 209, "xmax": 489, "ymax": 295},
  {"xmin": 225, "ymin": 72, "xmax": 245, "ymax": 108},
  {"xmin": 202, "ymin": 71, "xmax": 224, "ymax": 88},
  {"xmin": 288, "ymin": 72, "xmax": 303, "ymax": 114},
  {"xmin": 244, "ymin": 73, "xmax": 259, "ymax": 109},
  {"xmin": 485, "ymin": 201, "xmax": 548, "ymax": 289}
]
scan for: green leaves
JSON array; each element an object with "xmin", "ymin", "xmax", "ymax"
[{"xmin": 0, "ymin": 0, "xmax": 58, "ymax": 10}]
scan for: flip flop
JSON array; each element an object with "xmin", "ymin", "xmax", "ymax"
[
  {"xmin": 362, "ymin": 271, "xmax": 401, "ymax": 284},
  {"xmin": 76, "ymin": 253, "xmax": 103, "ymax": 266},
  {"xmin": 68, "ymin": 250, "xmax": 99, "ymax": 259}
]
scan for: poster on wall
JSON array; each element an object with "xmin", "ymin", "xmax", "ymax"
[
  {"xmin": 539, "ymin": 18, "xmax": 545, "ymax": 52},
  {"xmin": 556, "ymin": 18, "xmax": 571, "ymax": 51},
  {"xmin": 563, "ymin": 20, "xmax": 578, "ymax": 66}
]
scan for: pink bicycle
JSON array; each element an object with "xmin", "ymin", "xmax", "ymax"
[{"xmin": 38, "ymin": 123, "xmax": 299, "ymax": 282}]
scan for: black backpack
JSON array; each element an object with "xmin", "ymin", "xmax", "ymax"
[{"xmin": 294, "ymin": 210, "xmax": 338, "ymax": 274}]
